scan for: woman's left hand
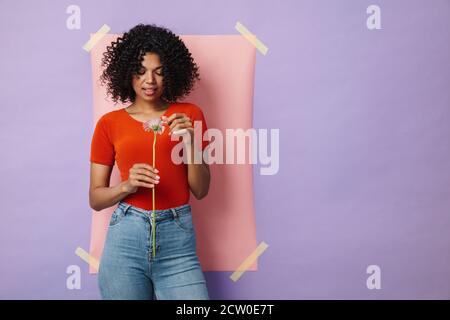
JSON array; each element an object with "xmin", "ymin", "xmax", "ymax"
[{"xmin": 163, "ymin": 113, "xmax": 193, "ymax": 140}]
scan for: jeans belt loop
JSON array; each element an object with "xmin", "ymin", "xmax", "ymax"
[
  {"xmin": 171, "ymin": 208, "xmax": 178, "ymax": 220},
  {"xmin": 120, "ymin": 202, "xmax": 131, "ymax": 215}
]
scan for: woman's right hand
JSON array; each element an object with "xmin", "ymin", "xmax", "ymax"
[{"xmin": 122, "ymin": 163, "xmax": 160, "ymax": 194}]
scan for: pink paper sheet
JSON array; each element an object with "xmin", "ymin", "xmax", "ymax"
[{"xmin": 89, "ymin": 34, "xmax": 257, "ymax": 273}]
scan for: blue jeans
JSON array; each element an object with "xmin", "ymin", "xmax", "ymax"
[{"xmin": 98, "ymin": 201, "xmax": 209, "ymax": 300}]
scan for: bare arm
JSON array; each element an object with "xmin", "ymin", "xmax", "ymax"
[
  {"xmin": 165, "ymin": 113, "xmax": 211, "ymax": 200},
  {"xmin": 89, "ymin": 163, "xmax": 132, "ymax": 211},
  {"xmin": 186, "ymin": 142, "xmax": 210, "ymax": 199},
  {"xmin": 89, "ymin": 163, "xmax": 159, "ymax": 211}
]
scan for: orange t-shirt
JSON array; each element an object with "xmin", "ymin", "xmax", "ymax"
[{"xmin": 90, "ymin": 102, "xmax": 209, "ymax": 210}]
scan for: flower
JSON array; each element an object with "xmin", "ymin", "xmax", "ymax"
[
  {"xmin": 143, "ymin": 117, "xmax": 166, "ymax": 134},
  {"xmin": 141, "ymin": 115, "xmax": 167, "ymax": 259}
]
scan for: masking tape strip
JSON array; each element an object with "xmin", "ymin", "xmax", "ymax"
[
  {"xmin": 230, "ymin": 241, "xmax": 269, "ymax": 282},
  {"xmin": 75, "ymin": 246, "xmax": 100, "ymax": 271},
  {"xmin": 82, "ymin": 24, "xmax": 111, "ymax": 52},
  {"xmin": 235, "ymin": 21, "xmax": 268, "ymax": 55}
]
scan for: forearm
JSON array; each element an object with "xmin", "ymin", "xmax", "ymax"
[
  {"xmin": 186, "ymin": 143, "xmax": 210, "ymax": 199},
  {"xmin": 89, "ymin": 181, "xmax": 132, "ymax": 211}
]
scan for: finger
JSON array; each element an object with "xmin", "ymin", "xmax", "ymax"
[
  {"xmin": 166, "ymin": 113, "xmax": 183, "ymax": 123},
  {"xmin": 170, "ymin": 118, "xmax": 191, "ymax": 132},
  {"xmin": 136, "ymin": 181, "xmax": 154, "ymax": 189},
  {"xmin": 179, "ymin": 117, "xmax": 191, "ymax": 126},
  {"xmin": 172, "ymin": 127, "xmax": 194, "ymax": 139},
  {"xmin": 130, "ymin": 169, "xmax": 156, "ymax": 180},
  {"xmin": 170, "ymin": 122, "xmax": 193, "ymax": 135},
  {"xmin": 170, "ymin": 117, "xmax": 189, "ymax": 126},
  {"xmin": 137, "ymin": 174, "xmax": 160, "ymax": 184},
  {"xmin": 166, "ymin": 113, "xmax": 187, "ymax": 124},
  {"xmin": 169, "ymin": 119, "xmax": 183, "ymax": 131},
  {"xmin": 137, "ymin": 169, "xmax": 160, "ymax": 180},
  {"xmin": 172, "ymin": 128, "xmax": 189, "ymax": 136},
  {"xmin": 134, "ymin": 163, "xmax": 159, "ymax": 174},
  {"xmin": 146, "ymin": 164, "xmax": 159, "ymax": 174}
]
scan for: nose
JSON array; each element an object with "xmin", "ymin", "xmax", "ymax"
[{"xmin": 144, "ymin": 71, "xmax": 156, "ymax": 84}]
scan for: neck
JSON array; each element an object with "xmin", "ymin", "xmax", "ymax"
[{"xmin": 132, "ymin": 97, "xmax": 169, "ymax": 113}]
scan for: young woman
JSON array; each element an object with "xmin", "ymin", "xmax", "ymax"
[{"xmin": 89, "ymin": 23, "xmax": 210, "ymax": 300}]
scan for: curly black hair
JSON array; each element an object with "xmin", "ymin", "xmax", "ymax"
[{"xmin": 100, "ymin": 23, "xmax": 200, "ymax": 104}]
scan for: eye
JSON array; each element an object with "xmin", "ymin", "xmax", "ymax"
[
  {"xmin": 137, "ymin": 67, "xmax": 146, "ymax": 75},
  {"xmin": 155, "ymin": 69, "xmax": 163, "ymax": 76}
]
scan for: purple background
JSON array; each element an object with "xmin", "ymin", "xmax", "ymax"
[{"xmin": 1, "ymin": 0, "xmax": 449, "ymax": 299}]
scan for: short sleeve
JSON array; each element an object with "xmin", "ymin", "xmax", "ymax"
[
  {"xmin": 90, "ymin": 115, "xmax": 115, "ymax": 166},
  {"xmin": 190, "ymin": 105, "xmax": 210, "ymax": 151}
]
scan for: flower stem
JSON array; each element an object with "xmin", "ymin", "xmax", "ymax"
[{"xmin": 152, "ymin": 133, "xmax": 157, "ymax": 258}]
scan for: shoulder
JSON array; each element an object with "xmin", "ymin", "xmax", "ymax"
[
  {"xmin": 96, "ymin": 108, "xmax": 124, "ymax": 126},
  {"xmin": 102, "ymin": 108, "xmax": 123, "ymax": 119}
]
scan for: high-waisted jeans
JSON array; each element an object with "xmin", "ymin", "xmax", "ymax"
[{"xmin": 98, "ymin": 201, "xmax": 209, "ymax": 300}]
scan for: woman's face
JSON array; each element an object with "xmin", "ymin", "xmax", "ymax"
[{"xmin": 132, "ymin": 52, "xmax": 165, "ymax": 103}]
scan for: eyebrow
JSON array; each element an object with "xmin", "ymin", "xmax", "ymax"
[{"xmin": 141, "ymin": 66, "xmax": 163, "ymax": 71}]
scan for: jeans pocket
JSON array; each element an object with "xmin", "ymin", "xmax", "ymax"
[
  {"xmin": 174, "ymin": 213, "xmax": 194, "ymax": 233},
  {"xmin": 109, "ymin": 206, "xmax": 125, "ymax": 227}
]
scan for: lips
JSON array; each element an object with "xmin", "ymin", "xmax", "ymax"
[{"xmin": 143, "ymin": 87, "xmax": 156, "ymax": 96}]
